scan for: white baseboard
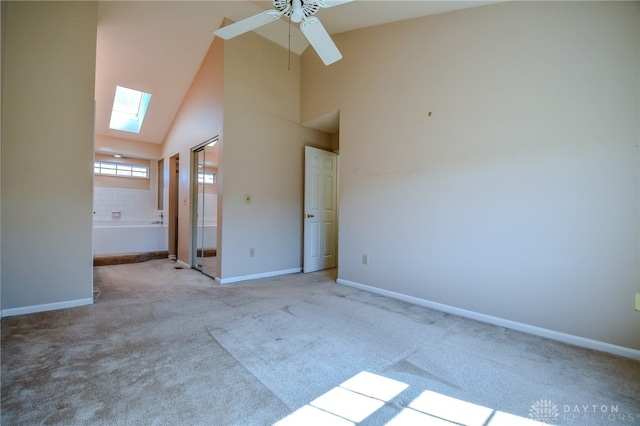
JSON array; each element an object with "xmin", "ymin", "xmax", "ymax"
[
  {"xmin": 219, "ymin": 268, "xmax": 301, "ymax": 285},
  {"xmin": 336, "ymin": 278, "xmax": 640, "ymax": 361},
  {"xmin": 1, "ymin": 297, "xmax": 94, "ymax": 318},
  {"xmin": 176, "ymin": 259, "xmax": 190, "ymax": 269}
]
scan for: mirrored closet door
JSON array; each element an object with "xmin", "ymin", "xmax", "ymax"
[{"xmin": 191, "ymin": 138, "xmax": 218, "ymax": 278}]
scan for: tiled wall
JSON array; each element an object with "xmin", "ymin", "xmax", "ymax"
[{"xmin": 93, "ymin": 187, "xmax": 159, "ymax": 222}]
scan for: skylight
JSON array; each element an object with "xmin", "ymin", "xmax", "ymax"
[{"xmin": 109, "ymin": 85, "xmax": 151, "ymax": 134}]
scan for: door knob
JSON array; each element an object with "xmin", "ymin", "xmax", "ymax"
[{"xmin": 305, "ymin": 214, "xmax": 315, "ymax": 218}]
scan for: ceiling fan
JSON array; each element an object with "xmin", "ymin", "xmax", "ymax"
[{"xmin": 213, "ymin": 0, "xmax": 353, "ymax": 66}]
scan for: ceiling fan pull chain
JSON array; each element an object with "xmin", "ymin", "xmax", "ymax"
[{"xmin": 288, "ymin": 14, "xmax": 291, "ymax": 70}]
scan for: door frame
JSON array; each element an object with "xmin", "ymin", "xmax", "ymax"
[{"xmin": 168, "ymin": 154, "xmax": 179, "ymax": 260}]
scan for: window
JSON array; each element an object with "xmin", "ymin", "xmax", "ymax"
[
  {"xmin": 109, "ymin": 86, "xmax": 152, "ymax": 133},
  {"xmin": 198, "ymin": 172, "xmax": 216, "ymax": 185},
  {"xmin": 94, "ymin": 161, "xmax": 149, "ymax": 179}
]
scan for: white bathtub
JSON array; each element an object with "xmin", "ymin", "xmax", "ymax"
[{"xmin": 93, "ymin": 220, "xmax": 168, "ymax": 255}]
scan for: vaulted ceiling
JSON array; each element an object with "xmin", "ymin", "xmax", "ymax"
[{"xmin": 95, "ymin": 1, "xmax": 494, "ymax": 145}]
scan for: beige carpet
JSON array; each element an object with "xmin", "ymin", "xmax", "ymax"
[{"xmin": 2, "ymin": 259, "xmax": 639, "ymax": 425}]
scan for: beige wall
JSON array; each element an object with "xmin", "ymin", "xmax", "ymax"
[
  {"xmin": 302, "ymin": 1, "xmax": 640, "ymax": 350},
  {"xmin": 220, "ymin": 31, "xmax": 332, "ymax": 279},
  {"xmin": 95, "ymin": 135, "xmax": 162, "ymax": 160},
  {"xmin": 1, "ymin": 1, "xmax": 97, "ymax": 313},
  {"xmin": 161, "ymin": 36, "xmax": 225, "ymax": 265}
]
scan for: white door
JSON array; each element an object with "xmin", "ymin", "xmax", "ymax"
[{"xmin": 303, "ymin": 146, "xmax": 338, "ymax": 273}]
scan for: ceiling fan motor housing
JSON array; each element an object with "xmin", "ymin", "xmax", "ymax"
[{"xmin": 273, "ymin": 0, "xmax": 320, "ymax": 20}]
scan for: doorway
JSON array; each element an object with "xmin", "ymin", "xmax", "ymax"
[
  {"xmin": 191, "ymin": 138, "xmax": 219, "ymax": 278},
  {"xmin": 303, "ymin": 146, "xmax": 338, "ymax": 273},
  {"xmin": 168, "ymin": 154, "xmax": 179, "ymax": 260}
]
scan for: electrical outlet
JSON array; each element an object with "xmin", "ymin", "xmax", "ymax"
[
  {"xmin": 362, "ymin": 254, "xmax": 369, "ymax": 265},
  {"xmin": 249, "ymin": 248, "xmax": 255, "ymax": 257},
  {"xmin": 635, "ymin": 294, "xmax": 640, "ymax": 311},
  {"xmin": 233, "ymin": 195, "xmax": 239, "ymax": 204}
]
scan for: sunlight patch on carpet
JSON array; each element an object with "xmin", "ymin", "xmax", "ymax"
[{"xmin": 275, "ymin": 371, "xmax": 551, "ymax": 426}]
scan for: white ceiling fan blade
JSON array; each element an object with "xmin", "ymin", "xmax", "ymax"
[
  {"xmin": 213, "ymin": 10, "xmax": 282, "ymax": 40},
  {"xmin": 316, "ymin": 0, "xmax": 353, "ymax": 8},
  {"xmin": 300, "ymin": 17, "xmax": 342, "ymax": 66}
]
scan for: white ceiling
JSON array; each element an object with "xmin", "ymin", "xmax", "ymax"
[{"xmin": 95, "ymin": 1, "xmax": 494, "ymax": 145}]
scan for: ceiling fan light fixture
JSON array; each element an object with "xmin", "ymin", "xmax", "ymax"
[
  {"xmin": 290, "ymin": 0, "xmax": 305, "ymax": 22},
  {"xmin": 290, "ymin": 10, "xmax": 304, "ymax": 22}
]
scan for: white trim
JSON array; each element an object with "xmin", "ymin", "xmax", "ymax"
[
  {"xmin": 336, "ymin": 278, "xmax": 640, "ymax": 361},
  {"xmin": 176, "ymin": 260, "xmax": 190, "ymax": 269},
  {"xmin": 219, "ymin": 268, "xmax": 301, "ymax": 285},
  {"xmin": 1, "ymin": 298, "xmax": 94, "ymax": 318}
]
